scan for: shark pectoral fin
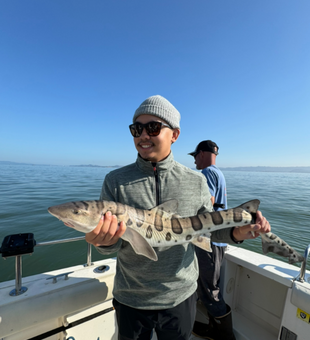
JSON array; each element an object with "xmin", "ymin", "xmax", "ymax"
[
  {"xmin": 122, "ymin": 228, "xmax": 158, "ymax": 261},
  {"xmin": 191, "ymin": 236, "xmax": 212, "ymax": 252}
]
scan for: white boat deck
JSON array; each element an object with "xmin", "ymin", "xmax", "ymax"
[{"xmin": 1, "ymin": 245, "xmax": 309, "ymax": 340}]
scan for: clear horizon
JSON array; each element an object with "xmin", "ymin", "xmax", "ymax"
[
  {"xmin": 1, "ymin": 159, "xmax": 310, "ymax": 170},
  {"xmin": 1, "ymin": 1, "xmax": 309, "ymax": 169}
]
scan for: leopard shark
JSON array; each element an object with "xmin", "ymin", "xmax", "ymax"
[
  {"xmin": 48, "ymin": 199, "xmax": 303, "ymax": 263},
  {"xmin": 260, "ymin": 232, "xmax": 304, "ymax": 264}
]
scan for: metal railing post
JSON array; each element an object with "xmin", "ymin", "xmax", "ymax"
[
  {"xmin": 298, "ymin": 244, "xmax": 310, "ymax": 283},
  {"xmin": 85, "ymin": 243, "xmax": 93, "ymax": 267},
  {"xmin": 9, "ymin": 255, "xmax": 28, "ymax": 296}
]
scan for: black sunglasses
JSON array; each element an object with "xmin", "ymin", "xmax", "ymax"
[{"xmin": 129, "ymin": 121, "xmax": 172, "ymax": 138}]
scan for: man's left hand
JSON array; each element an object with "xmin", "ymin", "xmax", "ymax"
[{"xmin": 232, "ymin": 210, "xmax": 270, "ymax": 241}]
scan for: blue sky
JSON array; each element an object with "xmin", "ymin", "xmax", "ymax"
[{"xmin": 1, "ymin": 0, "xmax": 309, "ymax": 168}]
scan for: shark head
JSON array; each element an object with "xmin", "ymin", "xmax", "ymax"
[{"xmin": 48, "ymin": 201, "xmax": 101, "ymax": 233}]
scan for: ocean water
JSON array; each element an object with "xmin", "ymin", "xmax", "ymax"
[{"xmin": 0, "ymin": 163, "xmax": 310, "ymax": 283}]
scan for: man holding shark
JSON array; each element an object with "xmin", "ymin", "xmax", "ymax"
[{"xmin": 84, "ymin": 95, "xmax": 271, "ymax": 340}]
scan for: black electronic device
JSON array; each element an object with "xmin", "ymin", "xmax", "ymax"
[{"xmin": 0, "ymin": 233, "xmax": 36, "ymax": 257}]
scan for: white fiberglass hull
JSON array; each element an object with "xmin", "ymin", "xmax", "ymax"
[{"xmin": 0, "ymin": 246, "xmax": 309, "ymax": 340}]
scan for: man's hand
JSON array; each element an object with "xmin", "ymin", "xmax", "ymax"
[
  {"xmin": 85, "ymin": 211, "xmax": 126, "ymax": 247},
  {"xmin": 233, "ymin": 210, "xmax": 270, "ymax": 242}
]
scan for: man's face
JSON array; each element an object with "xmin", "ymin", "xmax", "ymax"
[
  {"xmin": 194, "ymin": 150, "xmax": 215, "ymax": 169},
  {"xmin": 194, "ymin": 151, "xmax": 203, "ymax": 170},
  {"xmin": 133, "ymin": 114, "xmax": 180, "ymax": 162}
]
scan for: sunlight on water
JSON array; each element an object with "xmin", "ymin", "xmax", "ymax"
[
  {"xmin": 0, "ymin": 164, "xmax": 309, "ymax": 282},
  {"xmin": 224, "ymin": 170, "xmax": 310, "ymax": 267}
]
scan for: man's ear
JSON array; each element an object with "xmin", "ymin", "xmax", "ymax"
[{"xmin": 171, "ymin": 129, "xmax": 180, "ymax": 144}]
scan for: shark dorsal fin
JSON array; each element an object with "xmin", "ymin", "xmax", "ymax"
[
  {"xmin": 237, "ymin": 199, "xmax": 260, "ymax": 213},
  {"xmin": 150, "ymin": 200, "xmax": 178, "ymax": 216}
]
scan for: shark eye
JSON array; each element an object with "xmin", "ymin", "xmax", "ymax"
[{"xmin": 72, "ymin": 209, "xmax": 81, "ymax": 215}]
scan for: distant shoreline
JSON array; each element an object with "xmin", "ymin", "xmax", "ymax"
[
  {"xmin": 1, "ymin": 161, "xmax": 310, "ymax": 173},
  {"xmin": 221, "ymin": 166, "xmax": 310, "ymax": 173},
  {"xmin": 0, "ymin": 161, "xmax": 122, "ymax": 169}
]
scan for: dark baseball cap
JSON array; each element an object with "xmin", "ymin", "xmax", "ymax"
[{"xmin": 188, "ymin": 140, "xmax": 219, "ymax": 157}]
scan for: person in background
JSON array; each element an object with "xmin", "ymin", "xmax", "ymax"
[
  {"xmin": 189, "ymin": 140, "xmax": 234, "ymax": 340},
  {"xmin": 85, "ymin": 95, "xmax": 271, "ymax": 340}
]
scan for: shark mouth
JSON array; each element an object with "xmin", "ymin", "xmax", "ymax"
[{"xmin": 63, "ymin": 221, "xmax": 77, "ymax": 229}]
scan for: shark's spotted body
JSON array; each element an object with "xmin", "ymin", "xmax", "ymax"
[
  {"xmin": 260, "ymin": 232, "xmax": 304, "ymax": 264},
  {"xmin": 48, "ymin": 199, "xmax": 303, "ymax": 263}
]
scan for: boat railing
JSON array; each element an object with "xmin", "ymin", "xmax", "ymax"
[
  {"xmin": 36, "ymin": 235, "xmax": 92, "ymax": 267},
  {"xmin": 0, "ymin": 234, "xmax": 92, "ymax": 297},
  {"xmin": 297, "ymin": 244, "xmax": 310, "ymax": 283}
]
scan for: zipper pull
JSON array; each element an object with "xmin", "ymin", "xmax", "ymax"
[{"xmin": 152, "ymin": 163, "xmax": 157, "ymax": 175}]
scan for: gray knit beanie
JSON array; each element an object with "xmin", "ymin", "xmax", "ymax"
[{"xmin": 133, "ymin": 95, "xmax": 181, "ymax": 129}]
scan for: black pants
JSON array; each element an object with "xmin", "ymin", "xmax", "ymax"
[
  {"xmin": 113, "ymin": 293, "xmax": 196, "ymax": 340},
  {"xmin": 196, "ymin": 243, "xmax": 227, "ymax": 317}
]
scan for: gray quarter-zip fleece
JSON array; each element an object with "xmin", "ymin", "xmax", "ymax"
[{"xmin": 96, "ymin": 152, "xmax": 235, "ymax": 309}]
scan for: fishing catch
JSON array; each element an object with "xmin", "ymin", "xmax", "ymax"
[
  {"xmin": 48, "ymin": 199, "xmax": 303, "ymax": 263},
  {"xmin": 260, "ymin": 232, "xmax": 304, "ymax": 264}
]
